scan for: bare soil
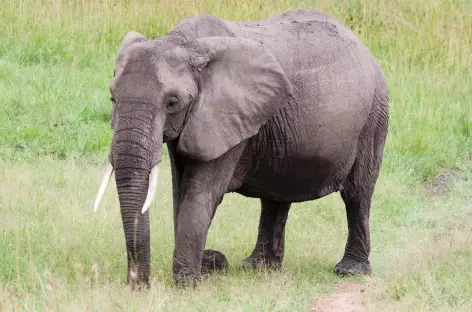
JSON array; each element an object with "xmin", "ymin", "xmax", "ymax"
[
  {"xmin": 425, "ymin": 170, "xmax": 456, "ymax": 197},
  {"xmin": 310, "ymin": 282, "xmax": 368, "ymax": 312}
]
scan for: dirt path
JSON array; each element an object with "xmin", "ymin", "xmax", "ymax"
[{"xmin": 310, "ymin": 282, "xmax": 370, "ymax": 312}]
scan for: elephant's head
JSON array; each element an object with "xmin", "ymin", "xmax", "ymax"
[{"xmin": 94, "ymin": 30, "xmax": 292, "ymax": 287}]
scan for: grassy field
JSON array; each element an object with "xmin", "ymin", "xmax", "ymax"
[{"xmin": 0, "ymin": 0, "xmax": 471, "ymax": 311}]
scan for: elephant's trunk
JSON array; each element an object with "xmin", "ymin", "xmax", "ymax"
[
  {"xmin": 112, "ymin": 110, "xmax": 162, "ymax": 288},
  {"xmin": 115, "ymin": 164, "xmax": 151, "ymax": 287}
]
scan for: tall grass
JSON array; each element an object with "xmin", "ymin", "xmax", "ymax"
[
  {"xmin": 0, "ymin": 0, "xmax": 471, "ymax": 310},
  {"xmin": 1, "ymin": 0, "xmax": 471, "ymax": 180},
  {"xmin": 1, "ymin": 0, "xmax": 471, "ymax": 70}
]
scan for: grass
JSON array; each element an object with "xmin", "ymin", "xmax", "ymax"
[
  {"xmin": 0, "ymin": 0, "xmax": 471, "ymax": 310},
  {"xmin": 1, "ymin": 158, "xmax": 470, "ymax": 311}
]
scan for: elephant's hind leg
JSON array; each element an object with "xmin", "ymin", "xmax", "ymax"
[
  {"xmin": 335, "ymin": 185, "xmax": 374, "ymax": 275},
  {"xmin": 242, "ymin": 199, "xmax": 291, "ymax": 269},
  {"xmin": 335, "ymin": 71, "xmax": 389, "ymax": 276},
  {"xmin": 335, "ymin": 145, "xmax": 381, "ymax": 275}
]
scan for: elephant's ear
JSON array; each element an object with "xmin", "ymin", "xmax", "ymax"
[{"xmin": 177, "ymin": 36, "xmax": 293, "ymax": 161}]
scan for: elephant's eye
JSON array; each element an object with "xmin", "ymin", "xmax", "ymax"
[{"xmin": 167, "ymin": 95, "xmax": 179, "ymax": 110}]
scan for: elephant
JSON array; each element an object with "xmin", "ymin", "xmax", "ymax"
[{"xmin": 93, "ymin": 8, "xmax": 389, "ymax": 288}]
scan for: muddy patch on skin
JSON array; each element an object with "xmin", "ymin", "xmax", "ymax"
[
  {"xmin": 425, "ymin": 170, "xmax": 456, "ymax": 197},
  {"xmin": 310, "ymin": 282, "xmax": 368, "ymax": 312}
]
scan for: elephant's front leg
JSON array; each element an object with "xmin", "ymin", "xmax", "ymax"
[
  {"xmin": 242, "ymin": 199, "xmax": 291, "ymax": 269},
  {"xmin": 172, "ymin": 146, "xmax": 244, "ymax": 286},
  {"xmin": 173, "ymin": 191, "xmax": 216, "ymax": 285}
]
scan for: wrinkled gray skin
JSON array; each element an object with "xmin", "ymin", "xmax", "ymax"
[{"xmin": 108, "ymin": 8, "xmax": 389, "ymax": 288}]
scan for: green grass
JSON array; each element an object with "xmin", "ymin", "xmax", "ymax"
[{"xmin": 0, "ymin": 0, "xmax": 471, "ymax": 310}]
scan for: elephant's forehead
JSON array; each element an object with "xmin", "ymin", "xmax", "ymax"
[
  {"xmin": 112, "ymin": 44, "xmax": 188, "ymax": 89},
  {"xmin": 111, "ymin": 49, "xmax": 196, "ymax": 100},
  {"xmin": 111, "ymin": 45, "xmax": 159, "ymax": 89}
]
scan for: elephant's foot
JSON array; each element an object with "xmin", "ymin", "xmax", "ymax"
[
  {"xmin": 201, "ymin": 249, "xmax": 228, "ymax": 274},
  {"xmin": 174, "ymin": 270, "xmax": 201, "ymax": 287},
  {"xmin": 241, "ymin": 253, "xmax": 282, "ymax": 270},
  {"xmin": 334, "ymin": 257, "xmax": 371, "ymax": 275},
  {"xmin": 174, "ymin": 249, "xmax": 228, "ymax": 287}
]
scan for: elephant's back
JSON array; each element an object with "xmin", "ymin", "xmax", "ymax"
[{"xmin": 226, "ymin": 9, "xmax": 372, "ymax": 76}]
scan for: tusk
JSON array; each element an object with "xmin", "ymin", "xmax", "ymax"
[
  {"xmin": 141, "ymin": 165, "xmax": 159, "ymax": 214},
  {"xmin": 93, "ymin": 163, "xmax": 114, "ymax": 212}
]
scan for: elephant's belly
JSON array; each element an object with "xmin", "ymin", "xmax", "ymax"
[
  {"xmin": 232, "ymin": 150, "xmax": 356, "ymax": 203},
  {"xmin": 229, "ymin": 83, "xmax": 364, "ymax": 202}
]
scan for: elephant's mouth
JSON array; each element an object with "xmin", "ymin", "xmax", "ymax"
[{"xmin": 93, "ymin": 162, "xmax": 160, "ymax": 214}]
